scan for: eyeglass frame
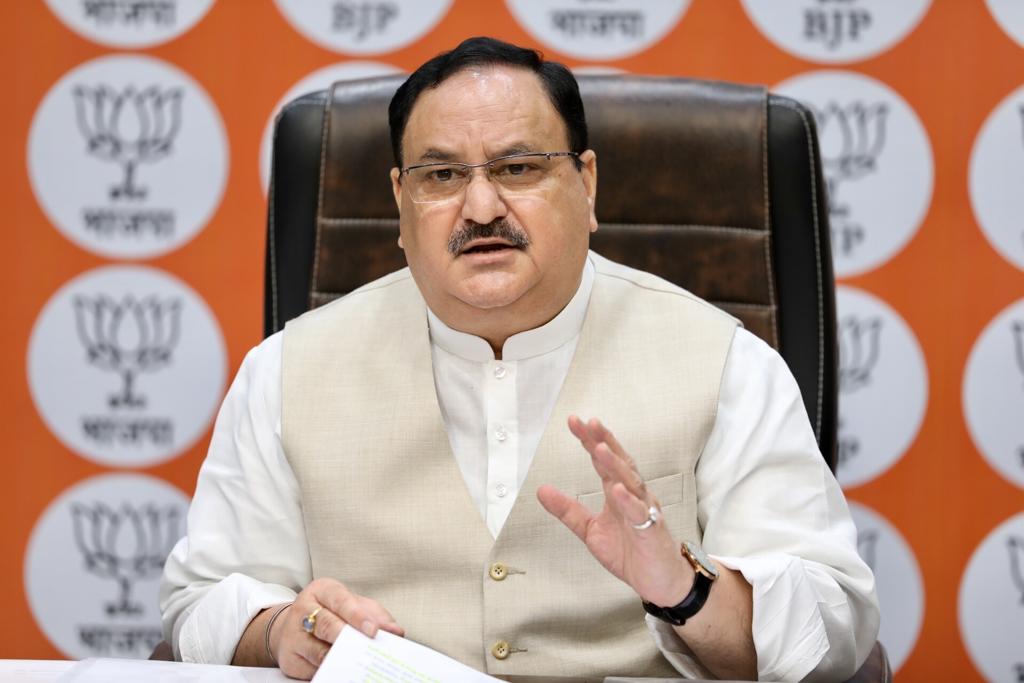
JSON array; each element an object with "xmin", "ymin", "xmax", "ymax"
[{"xmin": 397, "ymin": 151, "xmax": 582, "ymax": 203}]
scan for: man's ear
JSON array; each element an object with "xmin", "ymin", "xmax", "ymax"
[
  {"xmin": 390, "ymin": 167, "xmax": 405, "ymax": 249},
  {"xmin": 579, "ymin": 149, "xmax": 598, "ymax": 233},
  {"xmin": 390, "ymin": 167, "xmax": 402, "ymax": 210}
]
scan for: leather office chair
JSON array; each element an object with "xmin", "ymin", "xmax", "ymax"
[{"xmin": 186, "ymin": 74, "xmax": 889, "ymax": 680}]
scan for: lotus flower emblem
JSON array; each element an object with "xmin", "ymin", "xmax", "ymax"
[
  {"xmin": 816, "ymin": 101, "xmax": 889, "ymax": 197},
  {"xmin": 73, "ymin": 295, "xmax": 182, "ymax": 409},
  {"xmin": 856, "ymin": 529, "xmax": 878, "ymax": 571},
  {"xmin": 71, "ymin": 502, "xmax": 182, "ymax": 616},
  {"xmin": 73, "ymin": 84, "xmax": 183, "ymax": 201},
  {"xmin": 814, "ymin": 101, "xmax": 888, "ymax": 256},
  {"xmin": 1009, "ymin": 535, "xmax": 1024, "ymax": 606},
  {"xmin": 1012, "ymin": 321, "xmax": 1024, "ymax": 387},
  {"xmin": 838, "ymin": 315, "xmax": 882, "ymax": 393}
]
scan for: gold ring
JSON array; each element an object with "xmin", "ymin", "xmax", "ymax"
[{"xmin": 301, "ymin": 606, "xmax": 322, "ymax": 634}]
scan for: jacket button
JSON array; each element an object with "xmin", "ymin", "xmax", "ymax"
[
  {"xmin": 489, "ymin": 562, "xmax": 508, "ymax": 581},
  {"xmin": 491, "ymin": 640, "xmax": 510, "ymax": 660}
]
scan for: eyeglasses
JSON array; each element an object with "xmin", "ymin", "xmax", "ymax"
[{"xmin": 399, "ymin": 151, "xmax": 580, "ymax": 204}]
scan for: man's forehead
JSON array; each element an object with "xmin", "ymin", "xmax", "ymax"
[{"xmin": 401, "ymin": 66, "xmax": 567, "ymax": 160}]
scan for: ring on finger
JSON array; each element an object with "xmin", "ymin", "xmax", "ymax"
[
  {"xmin": 301, "ymin": 606, "xmax": 322, "ymax": 634},
  {"xmin": 631, "ymin": 505, "xmax": 660, "ymax": 531}
]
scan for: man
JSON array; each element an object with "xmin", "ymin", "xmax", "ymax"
[{"xmin": 161, "ymin": 37, "xmax": 878, "ymax": 681}]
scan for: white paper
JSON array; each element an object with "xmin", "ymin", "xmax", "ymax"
[{"xmin": 313, "ymin": 626, "xmax": 501, "ymax": 683}]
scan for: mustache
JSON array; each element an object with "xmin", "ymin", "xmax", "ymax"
[{"xmin": 447, "ymin": 219, "xmax": 530, "ymax": 255}]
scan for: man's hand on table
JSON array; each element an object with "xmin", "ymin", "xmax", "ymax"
[{"xmin": 235, "ymin": 578, "xmax": 403, "ymax": 679}]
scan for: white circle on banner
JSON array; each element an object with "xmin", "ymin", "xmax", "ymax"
[
  {"xmin": 740, "ymin": 0, "xmax": 931, "ymax": 64},
  {"xmin": 969, "ymin": 84, "xmax": 1024, "ymax": 272},
  {"xmin": 963, "ymin": 298, "xmax": 1024, "ymax": 489},
  {"xmin": 775, "ymin": 70, "xmax": 933, "ymax": 277},
  {"xmin": 273, "ymin": 0, "xmax": 451, "ymax": 55},
  {"xmin": 506, "ymin": 0, "xmax": 691, "ymax": 61},
  {"xmin": 25, "ymin": 473, "xmax": 189, "ymax": 659},
  {"xmin": 959, "ymin": 512, "xmax": 1024, "ymax": 683},
  {"xmin": 986, "ymin": 0, "xmax": 1024, "ymax": 49},
  {"xmin": 27, "ymin": 54, "xmax": 228, "ymax": 260},
  {"xmin": 834, "ymin": 286, "xmax": 928, "ymax": 488},
  {"xmin": 848, "ymin": 502, "xmax": 924, "ymax": 673},
  {"xmin": 43, "ymin": 0, "xmax": 215, "ymax": 48},
  {"xmin": 27, "ymin": 265, "xmax": 226, "ymax": 468},
  {"xmin": 259, "ymin": 61, "xmax": 403, "ymax": 195}
]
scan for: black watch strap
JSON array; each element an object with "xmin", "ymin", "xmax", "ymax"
[{"xmin": 642, "ymin": 572, "xmax": 713, "ymax": 626}]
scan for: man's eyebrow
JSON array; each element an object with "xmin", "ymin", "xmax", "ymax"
[
  {"xmin": 416, "ymin": 148, "xmax": 458, "ymax": 163},
  {"xmin": 495, "ymin": 143, "xmax": 535, "ymax": 157},
  {"xmin": 414, "ymin": 144, "xmax": 540, "ymax": 164}
]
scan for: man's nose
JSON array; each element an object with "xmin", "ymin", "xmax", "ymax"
[{"xmin": 460, "ymin": 171, "xmax": 508, "ymax": 225}]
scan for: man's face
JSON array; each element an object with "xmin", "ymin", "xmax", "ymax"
[{"xmin": 391, "ymin": 66, "xmax": 597, "ymax": 331}]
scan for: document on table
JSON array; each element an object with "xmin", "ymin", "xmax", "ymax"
[{"xmin": 312, "ymin": 626, "xmax": 501, "ymax": 682}]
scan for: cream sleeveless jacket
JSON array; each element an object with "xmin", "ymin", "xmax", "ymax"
[{"xmin": 281, "ymin": 254, "xmax": 737, "ymax": 679}]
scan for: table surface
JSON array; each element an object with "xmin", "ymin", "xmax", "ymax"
[
  {"xmin": 0, "ymin": 659, "xmax": 290, "ymax": 682},
  {"xmin": 0, "ymin": 659, "xmax": 723, "ymax": 683}
]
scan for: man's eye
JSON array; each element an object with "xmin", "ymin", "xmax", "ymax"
[
  {"xmin": 429, "ymin": 168, "xmax": 455, "ymax": 182},
  {"xmin": 496, "ymin": 162, "xmax": 535, "ymax": 177}
]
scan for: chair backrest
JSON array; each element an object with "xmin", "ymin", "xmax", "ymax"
[{"xmin": 265, "ymin": 74, "xmax": 838, "ymax": 470}]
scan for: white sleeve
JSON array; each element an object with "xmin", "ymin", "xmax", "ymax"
[
  {"xmin": 648, "ymin": 327, "xmax": 879, "ymax": 682},
  {"xmin": 159, "ymin": 331, "xmax": 312, "ymax": 664}
]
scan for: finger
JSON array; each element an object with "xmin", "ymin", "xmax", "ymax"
[
  {"xmin": 609, "ymin": 481, "xmax": 657, "ymax": 529},
  {"xmin": 587, "ymin": 419, "xmax": 637, "ymax": 470},
  {"xmin": 592, "ymin": 442, "xmax": 648, "ymax": 502},
  {"xmin": 380, "ymin": 620, "xmax": 406, "ymax": 637},
  {"xmin": 309, "ymin": 604, "xmax": 346, "ymax": 644},
  {"xmin": 568, "ymin": 416, "xmax": 615, "ymax": 482},
  {"xmin": 326, "ymin": 594, "xmax": 399, "ymax": 639},
  {"xmin": 568, "ymin": 415, "xmax": 600, "ymax": 454},
  {"xmin": 295, "ymin": 633, "xmax": 330, "ymax": 673},
  {"xmin": 537, "ymin": 484, "xmax": 594, "ymax": 542},
  {"xmin": 307, "ymin": 582, "xmax": 373, "ymax": 637}
]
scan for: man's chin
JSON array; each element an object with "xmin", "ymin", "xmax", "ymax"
[{"xmin": 453, "ymin": 276, "xmax": 530, "ymax": 311}]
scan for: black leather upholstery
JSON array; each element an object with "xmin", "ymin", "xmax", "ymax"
[{"xmin": 265, "ymin": 74, "xmax": 838, "ymax": 470}]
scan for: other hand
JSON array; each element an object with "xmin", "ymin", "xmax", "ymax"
[{"xmin": 271, "ymin": 578, "xmax": 404, "ymax": 679}]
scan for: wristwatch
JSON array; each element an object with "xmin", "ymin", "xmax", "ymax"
[{"xmin": 642, "ymin": 541, "xmax": 719, "ymax": 626}]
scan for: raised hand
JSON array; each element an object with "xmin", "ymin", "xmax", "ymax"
[{"xmin": 537, "ymin": 416, "xmax": 693, "ymax": 608}]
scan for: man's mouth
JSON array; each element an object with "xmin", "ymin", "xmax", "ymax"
[{"xmin": 459, "ymin": 239, "xmax": 519, "ymax": 255}]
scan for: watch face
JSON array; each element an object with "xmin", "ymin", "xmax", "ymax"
[{"xmin": 684, "ymin": 541, "xmax": 719, "ymax": 579}]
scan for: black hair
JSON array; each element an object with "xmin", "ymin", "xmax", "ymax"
[{"xmin": 388, "ymin": 36, "xmax": 587, "ymax": 169}]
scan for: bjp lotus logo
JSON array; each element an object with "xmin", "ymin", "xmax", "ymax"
[
  {"xmin": 837, "ymin": 315, "xmax": 882, "ymax": 467},
  {"xmin": 72, "ymin": 84, "xmax": 183, "ymax": 201},
  {"xmin": 71, "ymin": 502, "xmax": 181, "ymax": 616},
  {"xmin": 839, "ymin": 315, "xmax": 882, "ymax": 393},
  {"xmin": 815, "ymin": 101, "xmax": 889, "ymax": 257},
  {"xmin": 857, "ymin": 529, "xmax": 879, "ymax": 571},
  {"xmin": 73, "ymin": 294, "xmax": 182, "ymax": 409}
]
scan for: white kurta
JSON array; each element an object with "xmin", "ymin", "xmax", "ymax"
[{"xmin": 160, "ymin": 255, "xmax": 877, "ymax": 681}]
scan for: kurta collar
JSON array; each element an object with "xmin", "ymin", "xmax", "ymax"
[{"xmin": 427, "ymin": 254, "xmax": 595, "ymax": 362}]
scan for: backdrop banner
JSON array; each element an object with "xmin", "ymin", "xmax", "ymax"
[{"xmin": 3, "ymin": 2, "xmax": 1022, "ymax": 680}]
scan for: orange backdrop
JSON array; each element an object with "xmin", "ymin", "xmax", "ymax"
[{"xmin": 3, "ymin": 2, "xmax": 1022, "ymax": 680}]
